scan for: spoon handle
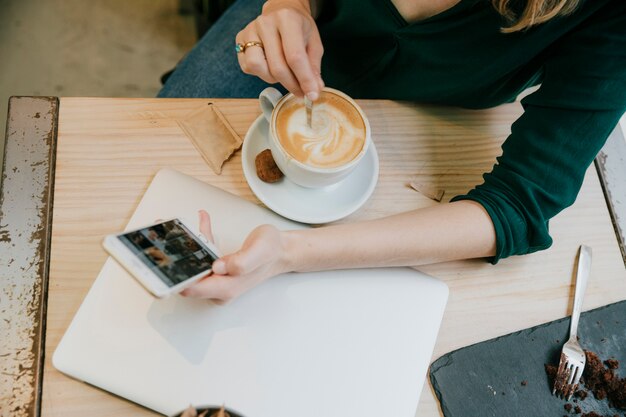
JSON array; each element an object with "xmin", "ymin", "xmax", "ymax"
[{"xmin": 304, "ymin": 96, "xmax": 313, "ymax": 128}]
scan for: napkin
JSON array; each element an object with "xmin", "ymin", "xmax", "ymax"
[
  {"xmin": 408, "ymin": 179, "xmax": 445, "ymax": 202},
  {"xmin": 177, "ymin": 103, "xmax": 242, "ymax": 174}
]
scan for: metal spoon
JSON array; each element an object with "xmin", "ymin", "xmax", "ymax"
[{"xmin": 304, "ymin": 95, "xmax": 313, "ymax": 128}]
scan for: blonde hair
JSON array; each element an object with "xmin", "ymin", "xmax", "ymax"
[{"xmin": 493, "ymin": 0, "xmax": 580, "ymax": 32}]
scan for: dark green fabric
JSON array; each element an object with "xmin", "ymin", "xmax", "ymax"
[{"xmin": 316, "ymin": 0, "xmax": 626, "ymax": 262}]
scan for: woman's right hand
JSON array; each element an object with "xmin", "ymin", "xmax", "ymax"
[
  {"xmin": 181, "ymin": 210, "xmax": 292, "ymax": 304},
  {"xmin": 236, "ymin": 0, "xmax": 324, "ymax": 100}
]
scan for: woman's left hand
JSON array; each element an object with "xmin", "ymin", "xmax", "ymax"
[{"xmin": 181, "ymin": 210, "xmax": 290, "ymax": 304}]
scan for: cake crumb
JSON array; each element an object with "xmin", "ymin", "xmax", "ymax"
[
  {"xmin": 547, "ymin": 350, "xmax": 626, "ymax": 413},
  {"xmin": 604, "ymin": 359, "xmax": 619, "ymax": 370},
  {"xmin": 575, "ymin": 390, "xmax": 589, "ymax": 400}
]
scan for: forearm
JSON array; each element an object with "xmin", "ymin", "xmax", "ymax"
[{"xmin": 282, "ymin": 200, "xmax": 496, "ymax": 273}]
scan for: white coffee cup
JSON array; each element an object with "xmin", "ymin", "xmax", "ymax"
[{"xmin": 259, "ymin": 87, "xmax": 371, "ymax": 188}]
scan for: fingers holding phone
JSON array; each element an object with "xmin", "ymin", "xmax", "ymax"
[
  {"xmin": 104, "ymin": 210, "xmax": 288, "ymax": 304},
  {"xmin": 182, "ymin": 220, "xmax": 289, "ymax": 305},
  {"xmin": 103, "ymin": 217, "xmax": 221, "ymax": 298}
]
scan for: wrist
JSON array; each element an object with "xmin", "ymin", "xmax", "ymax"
[
  {"xmin": 279, "ymin": 229, "xmax": 306, "ymax": 274},
  {"xmin": 263, "ymin": 0, "xmax": 312, "ymax": 15}
]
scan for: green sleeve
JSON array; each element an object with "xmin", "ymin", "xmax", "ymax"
[{"xmin": 451, "ymin": 4, "xmax": 626, "ymax": 263}]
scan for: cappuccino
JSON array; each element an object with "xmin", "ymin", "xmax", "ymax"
[{"xmin": 274, "ymin": 91, "xmax": 366, "ymax": 169}]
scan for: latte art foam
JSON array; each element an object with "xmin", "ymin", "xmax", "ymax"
[{"xmin": 275, "ymin": 92, "xmax": 366, "ymax": 169}]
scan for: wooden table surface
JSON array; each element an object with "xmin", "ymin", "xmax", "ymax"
[{"xmin": 3, "ymin": 97, "xmax": 626, "ymax": 417}]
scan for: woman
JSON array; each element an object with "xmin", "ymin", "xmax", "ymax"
[{"xmin": 159, "ymin": 0, "xmax": 626, "ymax": 302}]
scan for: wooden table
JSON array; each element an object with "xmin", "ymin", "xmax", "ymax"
[{"xmin": 2, "ymin": 97, "xmax": 626, "ymax": 417}]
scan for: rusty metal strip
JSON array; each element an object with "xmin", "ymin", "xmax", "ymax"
[
  {"xmin": 0, "ymin": 97, "xmax": 58, "ymax": 417},
  {"xmin": 595, "ymin": 123, "xmax": 626, "ymax": 266}
]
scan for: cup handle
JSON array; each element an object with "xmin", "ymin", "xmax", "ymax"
[{"xmin": 259, "ymin": 87, "xmax": 284, "ymax": 122}]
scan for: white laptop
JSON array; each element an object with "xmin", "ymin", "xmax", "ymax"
[{"xmin": 53, "ymin": 168, "xmax": 448, "ymax": 417}]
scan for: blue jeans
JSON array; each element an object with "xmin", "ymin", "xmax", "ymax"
[{"xmin": 158, "ymin": 0, "xmax": 283, "ymax": 98}]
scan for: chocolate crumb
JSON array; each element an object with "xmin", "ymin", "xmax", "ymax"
[
  {"xmin": 547, "ymin": 351, "xmax": 626, "ymax": 416},
  {"xmin": 575, "ymin": 390, "xmax": 589, "ymax": 400},
  {"xmin": 604, "ymin": 359, "xmax": 619, "ymax": 370},
  {"xmin": 546, "ymin": 363, "xmax": 558, "ymax": 386},
  {"xmin": 583, "ymin": 350, "xmax": 626, "ymax": 408}
]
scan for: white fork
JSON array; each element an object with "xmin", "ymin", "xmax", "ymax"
[{"xmin": 552, "ymin": 245, "xmax": 592, "ymax": 400}]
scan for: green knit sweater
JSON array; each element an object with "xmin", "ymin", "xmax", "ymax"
[{"xmin": 316, "ymin": 0, "xmax": 626, "ymax": 262}]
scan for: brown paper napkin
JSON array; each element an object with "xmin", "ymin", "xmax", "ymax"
[
  {"xmin": 408, "ymin": 180, "xmax": 445, "ymax": 202},
  {"xmin": 177, "ymin": 103, "xmax": 242, "ymax": 174}
]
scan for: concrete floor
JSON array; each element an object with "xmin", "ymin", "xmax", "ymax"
[{"xmin": 0, "ymin": 0, "xmax": 197, "ymax": 174}]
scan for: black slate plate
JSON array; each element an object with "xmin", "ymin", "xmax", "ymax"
[{"xmin": 430, "ymin": 300, "xmax": 626, "ymax": 417}]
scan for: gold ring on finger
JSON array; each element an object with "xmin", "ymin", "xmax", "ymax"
[
  {"xmin": 243, "ymin": 41, "xmax": 263, "ymax": 52},
  {"xmin": 243, "ymin": 41, "xmax": 264, "ymax": 52},
  {"xmin": 235, "ymin": 40, "xmax": 264, "ymax": 54}
]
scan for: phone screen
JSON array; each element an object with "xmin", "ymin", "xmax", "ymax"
[{"xmin": 117, "ymin": 219, "xmax": 217, "ymax": 287}]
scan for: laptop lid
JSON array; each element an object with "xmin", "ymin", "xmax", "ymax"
[{"xmin": 53, "ymin": 168, "xmax": 448, "ymax": 417}]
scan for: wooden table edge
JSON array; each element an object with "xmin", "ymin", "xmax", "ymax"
[
  {"xmin": 0, "ymin": 96, "xmax": 59, "ymax": 417},
  {"xmin": 1, "ymin": 96, "xmax": 624, "ymax": 416},
  {"xmin": 596, "ymin": 123, "xmax": 626, "ymax": 264}
]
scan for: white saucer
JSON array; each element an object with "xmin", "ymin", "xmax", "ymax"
[{"xmin": 242, "ymin": 115, "xmax": 379, "ymax": 224}]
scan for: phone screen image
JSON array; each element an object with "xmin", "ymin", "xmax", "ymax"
[{"xmin": 117, "ymin": 219, "xmax": 217, "ymax": 287}]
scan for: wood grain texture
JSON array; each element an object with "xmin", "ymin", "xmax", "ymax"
[{"xmin": 42, "ymin": 98, "xmax": 626, "ymax": 417}]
